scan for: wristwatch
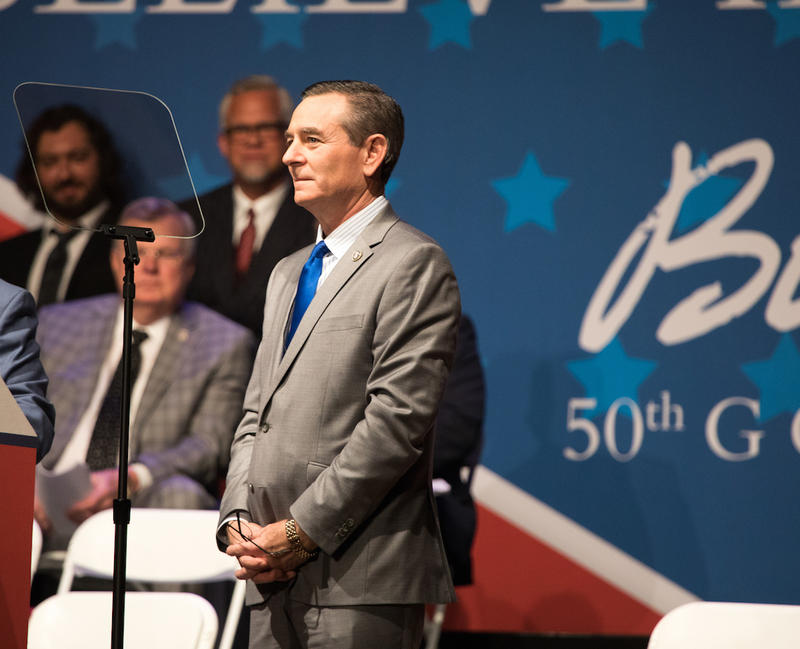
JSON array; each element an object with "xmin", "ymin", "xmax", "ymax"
[{"xmin": 285, "ymin": 519, "xmax": 319, "ymax": 561}]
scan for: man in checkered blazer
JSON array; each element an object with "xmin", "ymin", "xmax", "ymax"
[{"xmin": 35, "ymin": 197, "xmax": 254, "ymax": 549}]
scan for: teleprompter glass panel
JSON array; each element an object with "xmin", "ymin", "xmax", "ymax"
[{"xmin": 13, "ymin": 82, "xmax": 204, "ymax": 239}]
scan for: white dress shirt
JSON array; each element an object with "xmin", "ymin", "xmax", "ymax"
[
  {"xmin": 53, "ymin": 306, "xmax": 171, "ymax": 491},
  {"xmin": 232, "ymin": 182, "xmax": 289, "ymax": 252},
  {"xmin": 26, "ymin": 201, "xmax": 108, "ymax": 302},
  {"xmin": 315, "ymin": 195, "xmax": 387, "ymax": 289}
]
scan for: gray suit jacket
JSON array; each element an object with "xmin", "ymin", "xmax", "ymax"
[
  {"xmin": 219, "ymin": 204, "xmax": 460, "ymax": 607},
  {"xmin": 37, "ymin": 295, "xmax": 254, "ymax": 493}
]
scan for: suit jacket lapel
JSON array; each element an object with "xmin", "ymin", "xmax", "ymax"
[
  {"xmin": 248, "ymin": 190, "xmax": 300, "ymax": 284},
  {"xmin": 258, "ymin": 259, "xmax": 300, "ymax": 397},
  {"xmin": 44, "ymin": 297, "xmax": 118, "ymax": 468},
  {"xmin": 262, "ymin": 207, "xmax": 399, "ymax": 404},
  {"xmin": 212, "ymin": 187, "xmax": 237, "ymax": 292},
  {"xmin": 133, "ymin": 310, "xmax": 188, "ymax": 437}
]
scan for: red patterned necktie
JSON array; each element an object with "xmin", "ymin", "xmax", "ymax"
[{"xmin": 235, "ymin": 208, "xmax": 256, "ymax": 278}]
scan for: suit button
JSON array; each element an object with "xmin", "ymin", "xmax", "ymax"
[
  {"xmin": 345, "ymin": 518, "xmax": 354, "ymax": 529},
  {"xmin": 260, "ymin": 422, "xmax": 270, "ymax": 434},
  {"xmin": 248, "ymin": 483, "xmax": 255, "ymax": 493}
]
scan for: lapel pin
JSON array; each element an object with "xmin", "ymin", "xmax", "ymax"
[
  {"xmin": 352, "ymin": 250, "xmax": 363, "ymax": 261},
  {"xmin": 178, "ymin": 328, "xmax": 189, "ymax": 342}
]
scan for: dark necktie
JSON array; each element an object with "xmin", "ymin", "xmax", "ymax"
[
  {"xmin": 235, "ymin": 208, "xmax": 256, "ymax": 279},
  {"xmin": 86, "ymin": 330, "xmax": 148, "ymax": 471},
  {"xmin": 38, "ymin": 228, "xmax": 78, "ymax": 306},
  {"xmin": 285, "ymin": 241, "xmax": 329, "ymax": 348}
]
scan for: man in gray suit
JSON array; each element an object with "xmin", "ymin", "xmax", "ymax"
[
  {"xmin": 219, "ymin": 81, "xmax": 460, "ymax": 648},
  {"xmin": 35, "ymin": 198, "xmax": 254, "ymax": 546}
]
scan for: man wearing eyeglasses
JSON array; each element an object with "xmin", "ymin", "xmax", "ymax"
[
  {"xmin": 33, "ymin": 198, "xmax": 254, "ymax": 552},
  {"xmin": 182, "ymin": 75, "xmax": 316, "ymax": 336}
]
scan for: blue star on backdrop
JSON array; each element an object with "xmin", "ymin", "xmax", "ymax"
[
  {"xmin": 492, "ymin": 152, "xmax": 569, "ymax": 233},
  {"xmin": 663, "ymin": 152, "xmax": 744, "ymax": 234},
  {"xmin": 567, "ymin": 337, "xmax": 658, "ymax": 414},
  {"xmin": 767, "ymin": 3, "xmax": 800, "ymax": 46},
  {"xmin": 741, "ymin": 334, "xmax": 800, "ymax": 421},
  {"xmin": 418, "ymin": 0, "xmax": 475, "ymax": 50},
  {"xmin": 159, "ymin": 152, "xmax": 227, "ymax": 199},
  {"xmin": 256, "ymin": 13, "xmax": 307, "ymax": 50},
  {"xmin": 89, "ymin": 10, "xmax": 144, "ymax": 50},
  {"xmin": 592, "ymin": 4, "xmax": 653, "ymax": 50}
]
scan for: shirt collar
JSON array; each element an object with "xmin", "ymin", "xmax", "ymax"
[
  {"xmin": 233, "ymin": 182, "xmax": 289, "ymax": 215},
  {"xmin": 318, "ymin": 195, "xmax": 387, "ymax": 259},
  {"xmin": 113, "ymin": 303, "xmax": 173, "ymax": 352},
  {"xmin": 42, "ymin": 199, "xmax": 109, "ymax": 235}
]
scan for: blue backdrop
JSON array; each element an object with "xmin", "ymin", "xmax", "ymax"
[{"xmin": 3, "ymin": 0, "xmax": 800, "ymax": 611}]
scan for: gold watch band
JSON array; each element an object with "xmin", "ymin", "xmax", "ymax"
[{"xmin": 285, "ymin": 519, "xmax": 318, "ymax": 561}]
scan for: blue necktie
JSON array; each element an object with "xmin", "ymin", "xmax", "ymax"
[{"xmin": 286, "ymin": 241, "xmax": 329, "ymax": 347}]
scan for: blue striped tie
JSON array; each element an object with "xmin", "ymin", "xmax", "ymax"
[{"xmin": 286, "ymin": 241, "xmax": 329, "ymax": 348}]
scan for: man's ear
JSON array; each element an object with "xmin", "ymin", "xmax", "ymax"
[
  {"xmin": 218, "ymin": 132, "xmax": 230, "ymax": 160},
  {"xmin": 362, "ymin": 134, "xmax": 388, "ymax": 179}
]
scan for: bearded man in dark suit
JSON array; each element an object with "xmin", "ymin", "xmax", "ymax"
[
  {"xmin": 0, "ymin": 104, "xmax": 122, "ymax": 306},
  {"xmin": 183, "ymin": 75, "xmax": 316, "ymax": 336}
]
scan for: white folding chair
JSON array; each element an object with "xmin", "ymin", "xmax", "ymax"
[
  {"xmin": 424, "ymin": 603, "xmax": 447, "ymax": 649},
  {"xmin": 648, "ymin": 601, "xmax": 800, "ymax": 649},
  {"xmin": 28, "ymin": 591, "xmax": 217, "ymax": 649},
  {"xmin": 57, "ymin": 508, "xmax": 245, "ymax": 649},
  {"xmin": 31, "ymin": 519, "xmax": 43, "ymax": 577}
]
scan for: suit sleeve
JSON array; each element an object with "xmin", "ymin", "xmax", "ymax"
[
  {"xmin": 217, "ymin": 291, "xmax": 275, "ymax": 544},
  {"xmin": 290, "ymin": 242, "xmax": 461, "ymax": 555},
  {"xmin": 135, "ymin": 328, "xmax": 255, "ymax": 487},
  {"xmin": 0, "ymin": 287, "xmax": 56, "ymax": 462}
]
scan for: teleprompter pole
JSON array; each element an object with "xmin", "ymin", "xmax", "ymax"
[{"xmin": 102, "ymin": 224, "xmax": 155, "ymax": 649}]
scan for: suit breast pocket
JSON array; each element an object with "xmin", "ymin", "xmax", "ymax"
[{"xmin": 314, "ymin": 314, "xmax": 364, "ymax": 333}]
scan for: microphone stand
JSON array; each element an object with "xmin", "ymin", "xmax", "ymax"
[{"xmin": 102, "ymin": 223, "xmax": 155, "ymax": 649}]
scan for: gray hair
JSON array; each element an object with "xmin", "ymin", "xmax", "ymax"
[
  {"xmin": 118, "ymin": 197, "xmax": 197, "ymax": 257},
  {"xmin": 218, "ymin": 75, "xmax": 294, "ymax": 130},
  {"xmin": 301, "ymin": 80, "xmax": 404, "ymax": 185}
]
